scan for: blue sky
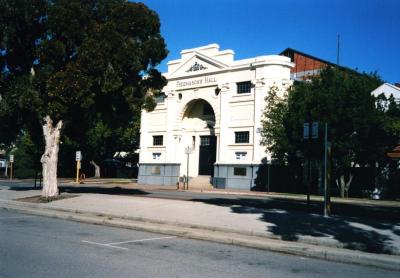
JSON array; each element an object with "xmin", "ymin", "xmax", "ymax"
[{"xmin": 141, "ymin": 0, "xmax": 399, "ymax": 83}]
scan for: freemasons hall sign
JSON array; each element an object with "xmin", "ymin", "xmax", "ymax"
[{"xmin": 176, "ymin": 76, "xmax": 218, "ymax": 89}]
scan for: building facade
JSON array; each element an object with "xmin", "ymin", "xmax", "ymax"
[
  {"xmin": 138, "ymin": 44, "xmax": 293, "ymax": 190},
  {"xmin": 280, "ymin": 48, "xmax": 335, "ymax": 80},
  {"xmin": 371, "ymin": 82, "xmax": 400, "ymax": 104}
]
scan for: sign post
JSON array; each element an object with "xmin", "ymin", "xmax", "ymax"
[
  {"xmin": 75, "ymin": 151, "xmax": 81, "ymax": 183},
  {"xmin": 9, "ymin": 155, "xmax": 14, "ymax": 181},
  {"xmin": 323, "ymin": 123, "xmax": 331, "ymax": 217},
  {"xmin": 303, "ymin": 122, "xmax": 319, "ymax": 211},
  {"xmin": 184, "ymin": 147, "xmax": 192, "ymax": 190}
]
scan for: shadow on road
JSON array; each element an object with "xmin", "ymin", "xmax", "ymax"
[
  {"xmin": 190, "ymin": 197, "xmax": 400, "ymax": 255},
  {"xmin": 7, "ymin": 184, "xmax": 149, "ymax": 196},
  {"xmin": 59, "ymin": 186, "xmax": 149, "ymax": 196},
  {"xmin": 7, "ymin": 186, "xmax": 41, "ymax": 191}
]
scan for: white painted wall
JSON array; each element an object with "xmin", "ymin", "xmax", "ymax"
[
  {"xmin": 371, "ymin": 83, "xmax": 400, "ymax": 100},
  {"xmin": 139, "ymin": 43, "xmax": 293, "ymax": 177}
]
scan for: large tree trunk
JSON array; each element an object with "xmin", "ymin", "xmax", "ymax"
[
  {"xmin": 90, "ymin": 160, "xmax": 101, "ymax": 178},
  {"xmin": 41, "ymin": 116, "xmax": 62, "ymax": 198},
  {"xmin": 336, "ymin": 174, "xmax": 353, "ymax": 198}
]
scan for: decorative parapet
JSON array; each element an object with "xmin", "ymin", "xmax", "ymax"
[{"xmin": 186, "ymin": 62, "xmax": 208, "ymax": 72}]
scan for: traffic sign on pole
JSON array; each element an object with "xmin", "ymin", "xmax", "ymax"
[
  {"xmin": 75, "ymin": 151, "xmax": 82, "ymax": 161},
  {"xmin": 312, "ymin": 122, "xmax": 319, "ymax": 139},
  {"xmin": 184, "ymin": 147, "xmax": 192, "ymax": 190},
  {"xmin": 303, "ymin": 123, "xmax": 310, "ymax": 139},
  {"xmin": 9, "ymin": 155, "xmax": 14, "ymax": 180},
  {"xmin": 75, "ymin": 151, "xmax": 82, "ymax": 183}
]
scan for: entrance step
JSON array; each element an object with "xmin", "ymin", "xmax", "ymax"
[{"xmin": 188, "ymin": 175, "xmax": 213, "ymax": 190}]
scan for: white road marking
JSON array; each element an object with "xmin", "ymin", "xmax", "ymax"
[
  {"xmin": 81, "ymin": 240, "xmax": 129, "ymax": 250},
  {"xmin": 81, "ymin": 236, "xmax": 176, "ymax": 250},
  {"xmin": 107, "ymin": 236, "xmax": 177, "ymax": 246}
]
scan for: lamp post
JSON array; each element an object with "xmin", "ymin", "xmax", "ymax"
[{"xmin": 184, "ymin": 147, "xmax": 192, "ymax": 190}]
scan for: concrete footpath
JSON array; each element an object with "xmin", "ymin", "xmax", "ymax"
[{"xmin": 0, "ymin": 180, "xmax": 400, "ymax": 271}]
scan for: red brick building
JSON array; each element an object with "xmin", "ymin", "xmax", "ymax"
[{"xmin": 280, "ymin": 48, "xmax": 336, "ymax": 80}]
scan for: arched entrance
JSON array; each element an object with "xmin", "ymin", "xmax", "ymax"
[{"xmin": 181, "ymin": 99, "xmax": 216, "ymax": 176}]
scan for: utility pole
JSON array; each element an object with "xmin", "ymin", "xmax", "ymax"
[
  {"xmin": 337, "ymin": 34, "xmax": 340, "ymax": 66},
  {"xmin": 304, "ymin": 122, "xmax": 318, "ymax": 212},
  {"xmin": 324, "ymin": 123, "xmax": 331, "ymax": 217}
]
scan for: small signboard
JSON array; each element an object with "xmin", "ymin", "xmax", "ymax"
[
  {"xmin": 9, "ymin": 155, "xmax": 14, "ymax": 163},
  {"xmin": 184, "ymin": 147, "xmax": 192, "ymax": 154},
  {"xmin": 303, "ymin": 123, "xmax": 310, "ymax": 139},
  {"xmin": 304, "ymin": 122, "xmax": 319, "ymax": 139},
  {"xmin": 75, "ymin": 151, "xmax": 82, "ymax": 161},
  {"xmin": 311, "ymin": 122, "xmax": 319, "ymax": 139}
]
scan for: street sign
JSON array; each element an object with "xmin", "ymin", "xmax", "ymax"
[
  {"xmin": 303, "ymin": 123, "xmax": 310, "ymax": 139},
  {"xmin": 9, "ymin": 155, "xmax": 14, "ymax": 163},
  {"xmin": 75, "ymin": 151, "xmax": 82, "ymax": 161},
  {"xmin": 304, "ymin": 122, "xmax": 319, "ymax": 139},
  {"xmin": 312, "ymin": 122, "xmax": 319, "ymax": 139},
  {"xmin": 184, "ymin": 147, "xmax": 192, "ymax": 154}
]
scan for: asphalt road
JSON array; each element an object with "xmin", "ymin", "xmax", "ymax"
[{"xmin": 0, "ymin": 209, "xmax": 398, "ymax": 278}]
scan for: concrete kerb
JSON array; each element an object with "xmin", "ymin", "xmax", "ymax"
[{"xmin": 0, "ymin": 199, "xmax": 399, "ymax": 271}]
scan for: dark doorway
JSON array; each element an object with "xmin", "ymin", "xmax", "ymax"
[{"xmin": 198, "ymin": 136, "xmax": 216, "ymax": 175}]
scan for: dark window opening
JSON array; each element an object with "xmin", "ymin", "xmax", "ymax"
[
  {"xmin": 235, "ymin": 131, "xmax": 249, "ymax": 143},
  {"xmin": 153, "ymin": 135, "xmax": 163, "ymax": 146},
  {"xmin": 200, "ymin": 136, "xmax": 210, "ymax": 146},
  {"xmin": 237, "ymin": 81, "xmax": 252, "ymax": 94},
  {"xmin": 234, "ymin": 167, "xmax": 247, "ymax": 176}
]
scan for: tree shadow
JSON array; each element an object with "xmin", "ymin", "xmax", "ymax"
[
  {"xmin": 59, "ymin": 186, "xmax": 149, "ymax": 196},
  {"xmin": 7, "ymin": 186, "xmax": 41, "ymax": 191},
  {"xmin": 7, "ymin": 185, "xmax": 149, "ymax": 196},
  {"xmin": 190, "ymin": 197, "xmax": 400, "ymax": 255}
]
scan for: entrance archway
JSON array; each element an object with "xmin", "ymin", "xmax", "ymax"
[{"xmin": 181, "ymin": 99, "xmax": 216, "ymax": 176}]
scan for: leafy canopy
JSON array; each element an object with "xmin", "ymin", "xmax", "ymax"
[
  {"xmin": 261, "ymin": 67, "xmax": 395, "ymax": 168},
  {"xmin": 0, "ymin": 0, "xmax": 167, "ymax": 165}
]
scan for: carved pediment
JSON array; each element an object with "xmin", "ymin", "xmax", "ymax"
[
  {"xmin": 168, "ymin": 52, "xmax": 229, "ymax": 78},
  {"xmin": 186, "ymin": 62, "xmax": 208, "ymax": 72}
]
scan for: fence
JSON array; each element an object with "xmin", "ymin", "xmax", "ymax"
[{"xmin": 252, "ymin": 163, "xmax": 400, "ymax": 199}]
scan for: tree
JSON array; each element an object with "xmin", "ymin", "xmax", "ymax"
[
  {"xmin": 261, "ymin": 67, "xmax": 388, "ymax": 197},
  {"xmin": 0, "ymin": 0, "xmax": 167, "ymax": 198},
  {"xmin": 261, "ymin": 85, "xmax": 290, "ymax": 162},
  {"xmin": 9, "ymin": 131, "xmax": 42, "ymax": 178}
]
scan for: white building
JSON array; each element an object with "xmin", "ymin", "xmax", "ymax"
[
  {"xmin": 138, "ymin": 44, "xmax": 293, "ymax": 190},
  {"xmin": 371, "ymin": 83, "xmax": 400, "ymax": 104}
]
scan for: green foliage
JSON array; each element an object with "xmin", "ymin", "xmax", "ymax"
[
  {"xmin": 261, "ymin": 85, "xmax": 290, "ymax": 162},
  {"xmin": 0, "ymin": 0, "xmax": 168, "ymax": 172},
  {"xmin": 12, "ymin": 132, "xmax": 42, "ymax": 178},
  {"xmin": 261, "ymin": 67, "xmax": 391, "ymax": 170}
]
